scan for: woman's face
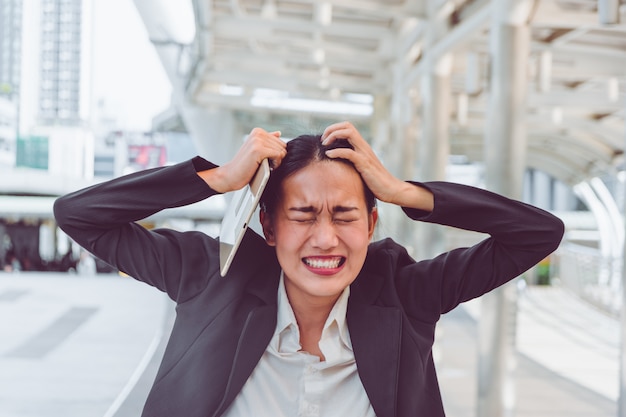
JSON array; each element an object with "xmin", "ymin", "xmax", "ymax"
[{"xmin": 261, "ymin": 160, "xmax": 377, "ymax": 306}]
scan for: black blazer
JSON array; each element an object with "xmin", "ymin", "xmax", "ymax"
[{"xmin": 54, "ymin": 157, "xmax": 564, "ymax": 417}]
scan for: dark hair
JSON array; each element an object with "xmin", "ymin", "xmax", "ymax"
[{"xmin": 260, "ymin": 134, "xmax": 377, "ymax": 214}]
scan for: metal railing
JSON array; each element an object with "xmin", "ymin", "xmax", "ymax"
[{"xmin": 557, "ymin": 242, "xmax": 622, "ymax": 317}]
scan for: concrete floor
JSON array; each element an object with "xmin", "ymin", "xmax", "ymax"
[{"xmin": 0, "ymin": 272, "xmax": 618, "ymax": 417}]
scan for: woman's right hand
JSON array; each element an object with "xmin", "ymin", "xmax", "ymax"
[{"xmin": 198, "ymin": 128, "xmax": 286, "ymax": 193}]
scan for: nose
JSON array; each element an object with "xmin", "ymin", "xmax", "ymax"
[{"xmin": 310, "ymin": 220, "xmax": 339, "ymax": 250}]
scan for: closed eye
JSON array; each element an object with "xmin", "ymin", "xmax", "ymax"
[
  {"xmin": 334, "ymin": 217, "xmax": 358, "ymax": 223},
  {"xmin": 291, "ymin": 217, "xmax": 315, "ymax": 223}
]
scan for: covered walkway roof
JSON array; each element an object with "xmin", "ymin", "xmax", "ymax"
[{"xmin": 133, "ymin": 0, "xmax": 626, "ymax": 186}]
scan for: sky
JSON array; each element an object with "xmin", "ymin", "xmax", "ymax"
[{"xmin": 91, "ymin": 0, "xmax": 172, "ymax": 131}]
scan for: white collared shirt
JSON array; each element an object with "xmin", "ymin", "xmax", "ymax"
[{"xmin": 223, "ymin": 273, "xmax": 376, "ymax": 417}]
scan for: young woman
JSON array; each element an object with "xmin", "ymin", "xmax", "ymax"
[{"xmin": 54, "ymin": 121, "xmax": 564, "ymax": 417}]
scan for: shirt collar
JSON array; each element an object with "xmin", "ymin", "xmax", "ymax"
[{"xmin": 273, "ymin": 272, "xmax": 352, "ymax": 356}]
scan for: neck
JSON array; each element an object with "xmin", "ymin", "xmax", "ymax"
[
  {"xmin": 293, "ymin": 299, "xmax": 335, "ymax": 332},
  {"xmin": 283, "ymin": 281, "xmax": 341, "ymax": 332},
  {"xmin": 284, "ymin": 287, "xmax": 340, "ymax": 362}
]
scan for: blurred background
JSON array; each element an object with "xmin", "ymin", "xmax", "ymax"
[{"xmin": 0, "ymin": 0, "xmax": 625, "ymax": 416}]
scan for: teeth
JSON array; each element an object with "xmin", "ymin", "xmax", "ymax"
[{"xmin": 304, "ymin": 257, "xmax": 342, "ymax": 269}]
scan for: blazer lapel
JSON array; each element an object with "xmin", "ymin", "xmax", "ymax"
[
  {"xmin": 347, "ymin": 251, "xmax": 403, "ymax": 417},
  {"xmin": 347, "ymin": 301, "xmax": 401, "ymax": 417},
  {"xmin": 214, "ymin": 230, "xmax": 281, "ymax": 416},
  {"xmin": 213, "ymin": 304, "xmax": 277, "ymax": 417}
]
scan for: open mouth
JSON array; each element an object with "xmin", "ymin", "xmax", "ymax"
[{"xmin": 302, "ymin": 256, "xmax": 346, "ymax": 270}]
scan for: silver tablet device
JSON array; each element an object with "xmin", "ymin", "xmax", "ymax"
[{"xmin": 219, "ymin": 159, "xmax": 271, "ymax": 276}]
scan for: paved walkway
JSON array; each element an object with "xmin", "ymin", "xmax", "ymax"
[
  {"xmin": 437, "ymin": 285, "xmax": 618, "ymax": 417},
  {"xmin": 0, "ymin": 272, "xmax": 171, "ymax": 417},
  {"xmin": 0, "ymin": 272, "xmax": 619, "ymax": 417}
]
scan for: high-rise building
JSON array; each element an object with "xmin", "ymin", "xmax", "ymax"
[
  {"xmin": 9, "ymin": 0, "xmax": 94, "ymax": 177},
  {"xmin": 38, "ymin": 0, "xmax": 84, "ymax": 125},
  {"xmin": 0, "ymin": 0, "xmax": 22, "ymax": 99},
  {"xmin": 16, "ymin": 0, "xmax": 91, "ymax": 132},
  {"xmin": 0, "ymin": 0, "xmax": 22, "ymax": 166}
]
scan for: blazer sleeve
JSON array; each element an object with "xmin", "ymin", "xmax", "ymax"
[
  {"xmin": 398, "ymin": 181, "xmax": 564, "ymax": 317},
  {"xmin": 53, "ymin": 156, "xmax": 221, "ymax": 302}
]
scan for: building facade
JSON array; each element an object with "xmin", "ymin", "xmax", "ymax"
[
  {"xmin": 0, "ymin": 0, "xmax": 22, "ymax": 100},
  {"xmin": 38, "ymin": 0, "xmax": 84, "ymax": 125}
]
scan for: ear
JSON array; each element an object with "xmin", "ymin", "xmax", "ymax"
[
  {"xmin": 259, "ymin": 210, "xmax": 276, "ymax": 246},
  {"xmin": 367, "ymin": 207, "xmax": 378, "ymax": 240}
]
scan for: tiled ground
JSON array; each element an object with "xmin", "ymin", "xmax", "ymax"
[{"xmin": 0, "ymin": 272, "xmax": 618, "ymax": 417}]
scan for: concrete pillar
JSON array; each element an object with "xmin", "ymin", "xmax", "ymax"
[
  {"xmin": 621, "ymin": 216, "xmax": 626, "ymax": 417},
  {"xmin": 619, "ymin": 93, "xmax": 626, "ymax": 417},
  {"xmin": 38, "ymin": 220, "xmax": 56, "ymax": 263},
  {"xmin": 419, "ymin": 61, "xmax": 451, "ymax": 183},
  {"xmin": 178, "ymin": 105, "xmax": 243, "ymax": 165},
  {"xmin": 415, "ymin": 0, "xmax": 453, "ymax": 260},
  {"xmin": 478, "ymin": 1, "xmax": 533, "ymax": 416},
  {"xmin": 531, "ymin": 169, "xmax": 553, "ymax": 210},
  {"xmin": 389, "ymin": 61, "xmax": 414, "ymax": 180},
  {"xmin": 371, "ymin": 93, "xmax": 409, "ymax": 244},
  {"xmin": 385, "ymin": 60, "xmax": 418, "ymax": 247},
  {"xmin": 598, "ymin": 0, "xmax": 620, "ymax": 25},
  {"xmin": 537, "ymin": 50, "xmax": 552, "ymax": 93},
  {"xmin": 416, "ymin": 63, "xmax": 451, "ymax": 260},
  {"xmin": 397, "ymin": 103, "xmax": 420, "ymax": 252},
  {"xmin": 621, "ymin": 238, "xmax": 626, "ymax": 417},
  {"xmin": 131, "ymin": 0, "xmax": 242, "ymax": 166},
  {"xmin": 483, "ymin": 23, "xmax": 530, "ymax": 199},
  {"xmin": 553, "ymin": 179, "xmax": 574, "ymax": 211},
  {"xmin": 419, "ymin": 0, "xmax": 452, "ymax": 186},
  {"xmin": 371, "ymin": 94, "xmax": 391, "ymax": 159}
]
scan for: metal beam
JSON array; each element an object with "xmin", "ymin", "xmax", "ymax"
[
  {"xmin": 528, "ymin": 91, "xmax": 626, "ymax": 111},
  {"xmin": 452, "ymin": 129, "xmax": 613, "ymax": 183},
  {"xmin": 531, "ymin": 0, "xmax": 600, "ymax": 27},
  {"xmin": 196, "ymin": 68, "xmax": 377, "ymax": 94},
  {"xmin": 281, "ymin": 0, "xmax": 427, "ymax": 19},
  {"xmin": 212, "ymin": 15, "xmax": 393, "ymax": 40},
  {"xmin": 549, "ymin": 53, "xmax": 626, "ymax": 79},
  {"xmin": 191, "ymin": 91, "xmax": 372, "ymax": 119},
  {"xmin": 539, "ymin": 41, "xmax": 626, "ymax": 60},
  {"xmin": 403, "ymin": 3, "xmax": 491, "ymax": 89},
  {"xmin": 208, "ymin": 50, "xmax": 388, "ymax": 75}
]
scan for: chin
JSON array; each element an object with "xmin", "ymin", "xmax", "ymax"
[{"xmin": 304, "ymin": 274, "xmax": 354, "ymax": 295}]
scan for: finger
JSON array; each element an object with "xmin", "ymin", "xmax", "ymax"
[
  {"xmin": 265, "ymin": 139, "xmax": 287, "ymax": 162},
  {"xmin": 248, "ymin": 130, "xmax": 285, "ymax": 157},
  {"xmin": 267, "ymin": 144, "xmax": 287, "ymax": 170},
  {"xmin": 322, "ymin": 128, "xmax": 365, "ymax": 150},
  {"xmin": 325, "ymin": 147, "xmax": 359, "ymax": 164},
  {"xmin": 247, "ymin": 128, "xmax": 281, "ymax": 146},
  {"xmin": 321, "ymin": 122, "xmax": 352, "ymax": 144},
  {"xmin": 322, "ymin": 123, "xmax": 366, "ymax": 148},
  {"xmin": 271, "ymin": 149, "xmax": 287, "ymax": 169},
  {"xmin": 269, "ymin": 158, "xmax": 280, "ymax": 170},
  {"xmin": 266, "ymin": 131, "xmax": 286, "ymax": 151},
  {"xmin": 321, "ymin": 127, "xmax": 351, "ymax": 145},
  {"xmin": 322, "ymin": 121, "xmax": 352, "ymax": 140}
]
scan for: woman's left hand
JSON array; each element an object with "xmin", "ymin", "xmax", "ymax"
[
  {"xmin": 322, "ymin": 121, "xmax": 403, "ymax": 204},
  {"xmin": 322, "ymin": 121, "xmax": 433, "ymax": 211}
]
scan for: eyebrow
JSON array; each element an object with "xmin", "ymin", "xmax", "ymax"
[{"xmin": 288, "ymin": 205, "xmax": 359, "ymax": 214}]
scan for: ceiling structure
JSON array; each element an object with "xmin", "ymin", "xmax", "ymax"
[{"xmin": 134, "ymin": 0, "xmax": 626, "ymax": 187}]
